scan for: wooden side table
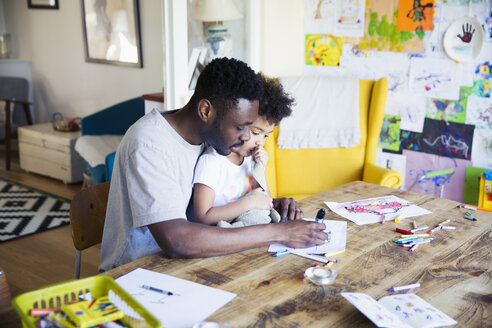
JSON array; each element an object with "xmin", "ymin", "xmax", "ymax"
[{"xmin": 18, "ymin": 123, "xmax": 85, "ymax": 183}]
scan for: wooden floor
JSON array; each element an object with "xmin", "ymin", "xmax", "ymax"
[{"xmin": 0, "ymin": 147, "xmax": 101, "ymax": 301}]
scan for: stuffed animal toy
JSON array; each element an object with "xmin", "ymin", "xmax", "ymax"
[{"xmin": 217, "ymin": 159, "xmax": 281, "ymax": 228}]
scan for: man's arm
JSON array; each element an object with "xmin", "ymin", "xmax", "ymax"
[
  {"xmin": 273, "ymin": 198, "xmax": 304, "ymax": 221},
  {"xmin": 148, "ymin": 219, "xmax": 326, "ymax": 259}
]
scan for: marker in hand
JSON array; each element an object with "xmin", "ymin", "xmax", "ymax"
[{"xmin": 315, "ymin": 208, "xmax": 326, "ymax": 223}]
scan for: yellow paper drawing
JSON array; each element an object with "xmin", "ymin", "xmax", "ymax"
[{"xmin": 305, "ymin": 34, "xmax": 344, "ymax": 66}]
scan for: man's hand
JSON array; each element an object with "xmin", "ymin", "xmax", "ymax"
[
  {"xmin": 246, "ymin": 188, "xmax": 273, "ymax": 210},
  {"xmin": 279, "ymin": 220, "xmax": 327, "ymax": 248},
  {"xmin": 273, "ymin": 197, "xmax": 303, "ymax": 221}
]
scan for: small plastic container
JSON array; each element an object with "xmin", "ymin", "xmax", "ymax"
[
  {"xmin": 12, "ymin": 275, "xmax": 161, "ymax": 328},
  {"xmin": 304, "ymin": 267, "xmax": 337, "ymax": 286}
]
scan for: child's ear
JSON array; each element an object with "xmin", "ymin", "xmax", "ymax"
[{"xmin": 197, "ymin": 99, "xmax": 216, "ymax": 123}]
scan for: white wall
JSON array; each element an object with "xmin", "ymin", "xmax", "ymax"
[{"xmin": 2, "ymin": 0, "xmax": 164, "ymax": 123}]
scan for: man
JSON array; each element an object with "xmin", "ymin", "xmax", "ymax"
[{"xmin": 100, "ymin": 58, "xmax": 327, "ymax": 271}]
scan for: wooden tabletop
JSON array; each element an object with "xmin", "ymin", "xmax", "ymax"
[{"xmin": 104, "ymin": 181, "xmax": 492, "ymax": 327}]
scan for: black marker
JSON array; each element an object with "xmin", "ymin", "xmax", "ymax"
[
  {"xmin": 141, "ymin": 284, "xmax": 176, "ymax": 296},
  {"xmin": 315, "ymin": 208, "xmax": 326, "ymax": 223}
]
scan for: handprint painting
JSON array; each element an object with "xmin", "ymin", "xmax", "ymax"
[
  {"xmin": 397, "ymin": 0, "xmax": 434, "ymax": 34},
  {"xmin": 443, "ymin": 17, "xmax": 484, "ymax": 62}
]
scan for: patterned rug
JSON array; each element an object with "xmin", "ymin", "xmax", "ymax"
[{"xmin": 0, "ymin": 178, "xmax": 71, "ymax": 242}]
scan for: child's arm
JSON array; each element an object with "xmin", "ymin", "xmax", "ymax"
[{"xmin": 193, "ymin": 183, "xmax": 273, "ymax": 225}]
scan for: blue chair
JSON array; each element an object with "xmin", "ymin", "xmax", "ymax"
[{"xmin": 80, "ymin": 97, "xmax": 145, "ymax": 184}]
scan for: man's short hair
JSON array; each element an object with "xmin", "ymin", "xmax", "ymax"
[
  {"xmin": 190, "ymin": 58, "xmax": 264, "ymax": 118},
  {"xmin": 259, "ymin": 74, "xmax": 294, "ymax": 125}
]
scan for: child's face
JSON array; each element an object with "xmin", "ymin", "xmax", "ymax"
[{"xmin": 235, "ymin": 116, "xmax": 275, "ymax": 157}]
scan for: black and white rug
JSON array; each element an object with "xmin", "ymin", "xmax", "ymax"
[{"xmin": 0, "ymin": 178, "xmax": 70, "ymax": 242}]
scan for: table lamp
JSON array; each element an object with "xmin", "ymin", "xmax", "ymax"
[{"xmin": 195, "ymin": 0, "xmax": 243, "ymax": 63}]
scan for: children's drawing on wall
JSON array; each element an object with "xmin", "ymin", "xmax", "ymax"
[
  {"xmin": 425, "ymin": 86, "xmax": 472, "ymax": 123},
  {"xmin": 386, "ymin": 92, "xmax": 426, "ymax": 132},
  {"xmin": 358, "ymin": 0, "xmax": 424, "ymax": 53},
  {"xmin": 403, "ymin": 149, "xmax": 470, "ymax": 201},
  {"xmin": 420, "ymin": 118, "xmax": 475, "ymax": 160},
  {"xmin": 400, "ymin": 130, "xmax": 423, "ymax": 152},
  {"xmin": 472, "ymin": 78, "xmax": 491, "ymax": 97},
  {"xmin": 305, "ymin": 0, "xmax": 366, "ymax": 37},
  {"xmin": 305, "ymin": 34, "xmax": 344, "ymax": 66},
  {"xmin": 471, "ymin": 129, "xmax": 492, "ymax": 169},
  {"xmin": 379, "ymin": 114, "xmax": 401, "ymax": 152},
  {"xmin": 397, "ymin": 0, "xmax": 434, "ymax": 35},
  {"xmin": 409, "ymin": 57, "xmax": 461, "ymax": 99},
  {"xmin": 466, "ymin": 95, "xmax": 492, "ymax": 129}
]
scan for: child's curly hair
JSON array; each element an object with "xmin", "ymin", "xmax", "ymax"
[{"xmin": 259, "ymin": 74, "xmax": 294, "ymax": 125}]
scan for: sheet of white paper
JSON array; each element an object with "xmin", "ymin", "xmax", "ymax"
[
  {"xmin": 471, "ymin": 129, "xmax": 492, "ymax": 169},
  {"xmin": 409, "ymin": 58, "xmax": 461, "ymax": 100},
  {"xmin": 385, "ymin": 92, "xmax": 426, "ymax": 133},
  {"xmin": 325, "ymin": 195, "xmax": 432, "ymax": 225},
  {"xmin": 268, "ymin": 219, "xmax": 346, "ymax": 255},
  {"xmin": 305, "ymin": 0, "xmax": 365, "ymax": 37},
  {"xmin": 116, "ymin": 268, "xmax": 236, "ymax": 328}
]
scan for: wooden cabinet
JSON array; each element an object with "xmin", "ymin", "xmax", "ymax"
[{"xmin": 18, "ymin": 123, "xmax": 85, "ymax": 183}]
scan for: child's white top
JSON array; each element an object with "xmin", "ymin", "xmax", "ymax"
[{"xmin": 194, "ymin": 147, "xmax": 254, "ymax": 207}]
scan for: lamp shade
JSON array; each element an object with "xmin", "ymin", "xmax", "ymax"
[{"xmin": 195, "ymin": 0, "xmax": 243, "ymax": 22}]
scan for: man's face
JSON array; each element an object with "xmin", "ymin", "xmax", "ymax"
[{"xmin": 205, "ymin": 99, "xmax": 259, "ymax": 156}]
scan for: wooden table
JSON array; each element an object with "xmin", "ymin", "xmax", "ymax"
[{"xmin": 104, "ymin": 181, "xmax": 491, "ymax": 327}]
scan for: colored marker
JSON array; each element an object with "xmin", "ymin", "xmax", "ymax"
[
  {"xmin": 315, "ymin": 208, "xmax": 326, "ymax": 223},
  {"xmin": 464, "ymin": 214, "xmax": 477, "ymax": 221},
  {"xmin": 323, "ymin": 255, "xmax": 339, "ymax": 263},
  {"xmin": 441, "ymin": 226, "xmax": 457, "ymax": 230},
  {"xmin": 410, "ymin": 226, "xmax": 429, "ymax": 233},
  {"xmin": 437, "ymin": 219, "xmax": 450, "ymax": 226},
  {"xmin": 457, "ymin": 204, "xmax": 477, "ymax": 211},
  {"xmin": 412, "ymin": 220, "xmax": 417, "ymax": 229},
  {"xmin": 273, "ymin": 249, "xmax": 291, "ymax": 257},
  {"xmin": 395, "ymin": 228, "xmax": 413, "ymax": 235},
  {"xmin": 87, "ymin": 299, "xmax": 97, "ymax": 309},
  {"xmin": 388, "ymin": 283, "xmax": 421, "ymax": 292},
  {"xmin": 394, "ymin": 214, "xmax": 405, "ymax": 223},
  {"xmin": 400, "ymin": 234, "xmax": 430, "ymax": 238},
  {"xmin": 409, "ymin": 244, "xmax": 419, "ymax": 252},
  {"xmin": 141, "ymin": 284, "xmax": 176, "ymax": 296}
]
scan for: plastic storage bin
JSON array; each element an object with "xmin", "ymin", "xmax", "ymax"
[{"xmin": 12, "ymin": 275, "xmax": 161, "ymax": 328}]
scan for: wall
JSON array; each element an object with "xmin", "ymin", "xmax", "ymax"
[
  {"xmin": 2, "ymin": 0, "xmax": 164, "ymax": 123},
  {"xmin": 260, "ymin": 0, "xmax": 492, "ymax": 203}
]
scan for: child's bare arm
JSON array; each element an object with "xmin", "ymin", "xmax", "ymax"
[{"xmin": 193, "ymin": 183, "xmax": 272, "ymax": 225}]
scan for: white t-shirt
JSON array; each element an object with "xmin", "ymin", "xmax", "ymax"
[
  {"xmin": 193, "ymin": 147, "xmax": 254, "ymax": 207},
  {"xmin": 99, "ymin": 109, "xmax": 204, "ymax": 271}
]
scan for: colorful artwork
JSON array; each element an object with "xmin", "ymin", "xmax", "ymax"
[
  {"xmin": 379, "ymin": 114, "xmax": 401, "ymax": 152},
  {"xmin": 466, "ymin": 95, "xmax": 492, "ymax": 129},
  {"xmin": 386, "ymin": 92, "xmax": 426, "ymax": 132},
  {"xmin": 420, "ymin": 118, "xmax": 475, "ymax": 160},
  {"xmin": 325, "ymin": 195, "xmax": 431, "ymax": 225},
  {"xmin": 397, "ymin": 0, "xmax": 434, "ymax": 33},
  {"xmin": 409, "ymin": 57, "xmax": 461, "ymax": 100},
  {"xmin": 471, "ymin": 129, "xmax": 492, "ymax": 169},
  {"xmin": 464, "ymin": 166, "xmax": 489, "ymax": 205},
  {"xmin": 472, "ymin": 79, "xmax": 492, "ymax": 97},
  {"xmin": 425, "ymin": 86, "xmax": 472, "ymax": 123},
  {"xmin": 400, "ymin": 130, "xmax": 422, "ymax": 151},
  {"xmin": 305, "ymin": 0, "xmax": 365, "ymax": 37},
  {"xmin": 358, "ymin": 0, "xmax": 424, "ymax": 53},
  {"xmin": 475, "ymin": 62, "xmax": 492, "ymax": 80},
  {"xmin": 403, "ymin": 149, "xmax": 471, "ymax": 202},
  {"xmin": 305, "ymin": 34, "xmax": 344, "ymax": 66}
]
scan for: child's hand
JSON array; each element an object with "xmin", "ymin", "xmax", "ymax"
[
  {"xmin": 253, "ymin": 146, "xmax": 269, "ymax": 166},
  {"xmin": 246, "ymin": 188, "xmax": 273, "ymax": 210}
]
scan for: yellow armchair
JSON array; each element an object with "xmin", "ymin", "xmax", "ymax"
[{"xmin": 264, "ymin": 78, "xmax": 402, "ymax": 200}]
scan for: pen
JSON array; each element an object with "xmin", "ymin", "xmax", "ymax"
[
  {"xmin": 141, "ymin": 284, "xmax": 175, "ymax": 295},
  {"xmin": 409, "ymin": 244, "xmax": 419, "ymax": 252},
  {"xmin": 441, "ymin": 226, "xmax": 457, "ymax": 230},
  {"xmin": 323, "ymin": 255, "xmax": 338, "ymax": 263},
  {"xmin": 437, "ymin": 219, "xmax": 450, "ymax": 226},
  {"xmin": 315, "ymin": 208, "xmax": 326, "ymax": 223},
  {"xmin": 410, "ymin": 226, "xmax": 429, "ymax": 233},
  {"xmin": 457, "ymin": 204, "xmax": 477, "ymax": 211},
  {"xmin": 395, "ymin": 228, "xmax": 413, "ymax": 235},
  {"xmin": 273, "ymin": 249, "xmax": 291, "ymax": 257},
  {"xmin": 464, "ymin": 214, "xmax": 477, "ymax": 221},
  {"xmin": 388, "ymin": 283, "xmax": 421, "ymax": 292}
]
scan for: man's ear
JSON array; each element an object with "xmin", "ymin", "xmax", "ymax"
[{"xmin": 197, "ymin": 99, "xmax": 215, "ymax": 123}]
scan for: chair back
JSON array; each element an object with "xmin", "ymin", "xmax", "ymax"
[
  {"xmin": 0, "ymin": 76, "xmax": 30, "ymax": 125},
  {"xmin": 70, "ymin": 182, "xmax": 110, "ymax": 251}
]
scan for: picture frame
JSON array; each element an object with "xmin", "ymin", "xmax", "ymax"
[
  {"xmin": 27, "ymin": 0, "xmax": 59, "ymax": 9},
  {"xmin": 187, "ymin": 47, "xmax": 208, "ymax": 90},
  {"xmin": 81, "ymin": 0, "xmax": 143, "ymax": 68}
]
